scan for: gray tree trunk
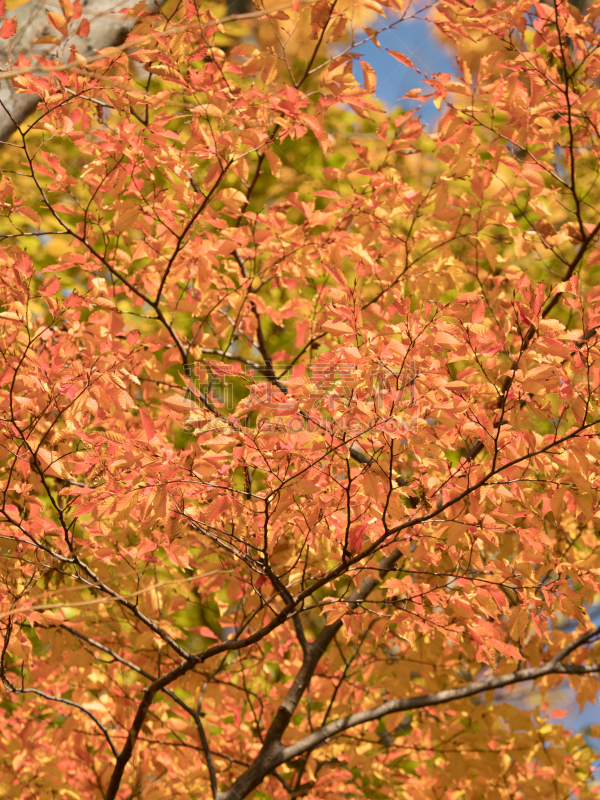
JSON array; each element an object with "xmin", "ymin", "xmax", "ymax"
[{"xmin": 0, "ymin": 0, "xmax": 159, "ymax": 142}]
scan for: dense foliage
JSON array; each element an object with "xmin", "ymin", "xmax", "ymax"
[{"xmin": 1, "ymin": 0, "xmax": 600, "ymax": 797}]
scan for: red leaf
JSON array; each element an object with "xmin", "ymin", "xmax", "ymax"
[
  {"xmin": 198, "ymin": 626, "xmax": 219, "ymax": 640},
  {"xmin": 550, "ymin": 709, "xmax": 568, "ymax": 719},
  {"xmin": 348, "ymin": 523, "xmax": 367, "ymax": 554},
  {"xmin": 39, "ymin": 276, "xmax": 61, "ymax": 296},
  {"xmin": 140, "ymin": 409, "xmax": 156, "ymax": 443},
  {"xmin": 471, "ymin": 299, "xmax": 485, "ymax": 325},
  {"xmin": 0, "ymin": 18, "xmax": 17, "ymax": 39}
]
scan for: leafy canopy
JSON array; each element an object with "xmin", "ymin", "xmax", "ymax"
[{"xmin": 1, "ymin": 0, "xmax": 600, "ymax": 798}]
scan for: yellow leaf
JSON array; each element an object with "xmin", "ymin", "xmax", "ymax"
[
  {"xmin": 47, "ymin": 11, "xmax": 68, "ymax": 34},
  {"xmin": 321, "ymin": 320, "xmax": 354, "ymax": 336},
  {"xmin": 164, "ymin": 394, "xmax": 194, "ymax": 413},
  {"xmin": 219, "ymin": 188, "xmax": 247, "ymax": 211}
]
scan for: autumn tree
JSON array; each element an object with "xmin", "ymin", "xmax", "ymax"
[{"xmin": 1, "ymin": 0, "xmax": 600, "ymax": 798}]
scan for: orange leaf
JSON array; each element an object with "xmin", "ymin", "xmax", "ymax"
[{"xmin": 387, "ymin": 49, "xmax": 420, "ymax": 73}]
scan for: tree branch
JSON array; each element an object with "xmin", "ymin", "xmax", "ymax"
[
  {"xmin": 280, "ymin": 643, "xmax": 600, "ymax": 762},
  {"xmin": 218, "ymin": 547, "xmax": 402, "ymax": 800}
]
